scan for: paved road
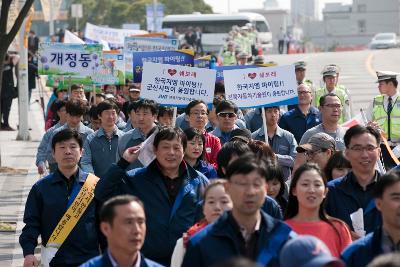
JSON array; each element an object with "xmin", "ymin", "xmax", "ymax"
[
  {"xmin": 1, "ymin": 48, "xmax": 399, "ymax": 266},
  {"xmin": 267, "ymin": 48, "xmax": 400, "ymax": 115}
]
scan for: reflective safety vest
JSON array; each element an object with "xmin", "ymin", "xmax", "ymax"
[
  {"xmin": 222, "ymin": 51, "xmax": 237, "ymax": 65},
  {"xmin": 314, "ymin": 86, "xmax": 348, "ymax": 124},
  {"xmin": 372, "ymin": 95, "xmax": 400, "ymax": 142}
]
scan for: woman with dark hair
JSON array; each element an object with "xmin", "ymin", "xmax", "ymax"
[
  {"xmin": 248, "ymin": 139, "xmax": 277, "ymax": 163},
  {"xmin": 184, "ymin": 128, "xmax": 217, "ymax": 179},
  {"xmin": 285, "ymin": 163, "xmax": 352, "ymax": 257},
  {"xmin": 324, "ymin": 150, "xmax": 352, "ymax": 181},
  {"xmin": 265, "ymin": 162, "xmax": 288, "ymax": 214},
  {"xmin": 171, "ymin": 179, "xmax": 232, "ymax": 267}
]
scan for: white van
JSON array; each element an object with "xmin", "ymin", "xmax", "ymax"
[{"xmin": 162, "ymin": 12, "xmax": 273, "ymax": 53}]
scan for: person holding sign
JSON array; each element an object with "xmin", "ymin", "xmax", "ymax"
[
  {"xmin": 80, "ymin": 195, "xmax": 163, "ymax": 267},
  {"xmin": 117, "ymin": 99, "xmax": 159, "ymax": 171},
  {"xmin": 211, "ymin": 100, "xmax": 241, "ymax": 145},
  {"xmin": 326, "ymin": 125, "xmax": 382, "ymax": 239},
  {"xmin": 341, "ymin": 171, "xmax": 400, "ymax": 267},
  {"xmin": 20, "ymin": 129, "xmax": 100, "ymax": 267},
  {"xmin": 95, "ymin": 127, "xmax": 209, "ymax": 266},
  {"xmin": 252, "ymin": 106, "xmax": 297, "ymax": 180}
]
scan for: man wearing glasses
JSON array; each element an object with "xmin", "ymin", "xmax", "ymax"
[
  {"xmin": 279, "ymin": 83, "xmax": 321, "ymax": 143},
  {"xmin": 314, "ymin": 65, "xmax": 350, "ymax": 124},
  {"xmin": 294, "ymin": 93, "xmax": 348, "ymax": 172},
  {"xmin": 185, "ymin": 99, "xmax": 221, "ymax": 167},
  {"xmin": 211, "ymin": 100, "xmax": 240, "ymax": 145},
  {"xmin": 326, "ymin": 125, "xmax": 382, "ymax": 239}
]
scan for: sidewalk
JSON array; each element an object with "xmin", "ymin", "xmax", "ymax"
[{"xmin": 0, "ymin": 89, "xmax": 48, "ymax": 266}]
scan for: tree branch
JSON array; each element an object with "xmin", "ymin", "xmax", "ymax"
[
  {"xmin": 5, "ymin": 0, "xmax": 35, "ymax": 45},
  {"xmin": 0, "ymin": 0, "xmax": 12, "ymax": 34}
]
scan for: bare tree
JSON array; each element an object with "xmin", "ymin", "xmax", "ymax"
[{"xmin": 0, "ymin": 0, "xmax": 35, "ymax": 166}]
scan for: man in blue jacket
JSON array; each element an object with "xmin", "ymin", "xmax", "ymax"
[
  {"xmin": 95, "ymin": 127, "xmax": 209, "ymax": 266},
  {"xmin": 79, "ymin": 195, "xmax": 163, "ymax": 267},
  {"xmin": 182, "ymin": 154, "xmax": 294, "ymax": 267},
  {"xmin": 326, "ymin": 125, "xmax": 382, "ymax": 237},
  {"xmin": 81, "ymin": 100, "xmax": 124, "ymax": 178},
  {"xmin": 20, "ymin": 129, "xmax": 100, "ymax": 267},
  {"xmin": 341, "ymin": 170, "xmax": 400, "ymax": 267}
]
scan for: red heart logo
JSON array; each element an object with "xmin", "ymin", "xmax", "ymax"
[
  {"xmin": 168, "ymin": 69, "xmax": 177, "ymax": 76},
  {"xmin": 248, "ymin": 73, "xmax": 257, "ymax": 79}
]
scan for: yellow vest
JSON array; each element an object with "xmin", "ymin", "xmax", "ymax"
[
  {"xmin": 222, "ymin": 51, "xmax": 237, "ymax": 65},
  {"xmin": 314, "ymin": 86, "xmax": 348, "ymax": 124},
  {"xmin": 372, "ymin": 95, "xmax": 400, "ymax": 142}
]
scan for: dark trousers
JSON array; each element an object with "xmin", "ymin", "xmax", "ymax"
[
  {"xmin": 278, "ymin": 40, "xmax": 284, "ymax": 54},
  {"xmin": 1, "ymin": 96, "xmax": 13, "ymax": 126}
]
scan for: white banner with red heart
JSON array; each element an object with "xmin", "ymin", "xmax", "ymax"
[
  {"xmin": 140, "ymin": 62, "xmax": 216, "ymax": 107},
  {"xmin": 223, "ymin": 65, "xmax": 298, "ymax": 108}
]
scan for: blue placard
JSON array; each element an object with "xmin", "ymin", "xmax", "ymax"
[
  {"xmin": 216, "ymin": 65, "xmax": 261, "ymax": 83},
  {"xmin": 133, "ymin": 50, "xmax": 194, "ymax": 83},
  {"xmin": 194, "ymin": 58, "xmax": 211, "ymax": 69}
]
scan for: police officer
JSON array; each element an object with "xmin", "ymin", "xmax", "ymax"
[
  {"xmin": 314, "ymin": 65, "xmax": 351, "ymax": 124},
  {"xmin": 222, "ymin": 41, "xmax": 237, "ymax": 66},
  {"xmin": 288, "ymin": 61, "xmax": 314, "ymax": 111},
  {"xmin": 366, "ymin": 71, "xmax": 400, "ymax": 169}
]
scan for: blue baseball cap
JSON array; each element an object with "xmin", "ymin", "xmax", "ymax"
[{"xmin": 280, "ymin": 236, "xmax": 345, "ymax": 267}]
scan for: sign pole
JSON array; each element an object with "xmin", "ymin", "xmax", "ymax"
[
  {"xmin": 261, "ymin": 107, "xmax": 268, "ymax": 145},
  {"xmin": 172, "ymin": 106, "xmax": 177, "ymax": 127}
]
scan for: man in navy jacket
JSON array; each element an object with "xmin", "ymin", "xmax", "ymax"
[
  {"xmin": 95, "ymin": 127, "xmax": 209, "ymax": 266},
  {"xmin": 341, "ymin": 170, "xmax": 400, "ymax": 267},
  {"xmin": 182, "ymin": 154, "xmax": 294, "ymax": 267},
  {"xmin": 79, "ymin": 195, "xmax": 163, "ymax": 267},
  {"xmin": 326, "ymin": 125, "xmax": 382, "ymax": 237},
  {"xmin": 20, "ymin": 129, "xmax": 100, "ymax": 266}
]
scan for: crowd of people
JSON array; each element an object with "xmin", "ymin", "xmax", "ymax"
[{"xmin": 15, "ymin": 52, "xmax": 400, "ymax": 267}]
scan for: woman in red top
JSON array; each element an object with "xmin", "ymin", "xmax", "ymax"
[
  {"xmin": 285, "ymin": 163, "xmax": 352, "ymax": 257},
  {"xmin": 171, "ymin": 179, "xmax": 232, "ymax": 267}
]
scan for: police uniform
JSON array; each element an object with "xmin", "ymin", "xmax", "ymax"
[
  {"xmin": 314, "ymin": 65, "xmax": 351, "ymax": 124},
  {"xmin": 288, "ymin": 61, "xmax": 315, "ymax": 111},
  {"xmin": 222, "ymin": 41, "xmax": 237, "ymax": 65},
  {"xmin": 366, "ymin": 71, "xmax": 400, "ymax": 169}
]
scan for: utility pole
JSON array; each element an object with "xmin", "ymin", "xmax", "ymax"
[
  {"xmin": 17, "ymin": 0, "xmax": 31, "ymax": 141},
  {"xmin": 152, "ymin": 0, "xmax": 157, "ymax": 32},
  {"xmin": 49, "ymin": 0, "xmax": 55, "ymax": 36}
]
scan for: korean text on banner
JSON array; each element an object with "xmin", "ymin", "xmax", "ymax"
[
  {"xmin": 92, "ymin": 52, "xmax": 125, "ymax": 85},
  {"xmin": 84, "ymin": 23, "xmax": 147, "ymax": 48},
  {"xmin": 223, "ymin": 65, "xmax": 298, "ymax": 108},
  {"xmin": 38, "ymin": 43, "xmax": 103, "ymax": 77},
  {"xmin": 133, "ymin": 50, "xmax": 194, "ymax": 83},
  {"xmin": 140, "ymin": 62, "xmax": 216, "ymax": 107},
  {"xmin": 216, "ymin": 65, "xmax": 261, "ymax": 83},
  {"xmin": 124, "ymin": 37, "xmax": 178, "ymax": 52}
]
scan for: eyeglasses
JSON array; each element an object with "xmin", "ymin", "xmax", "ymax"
[
  {"xmin": 231, "ymin": 180, "xmax": 265, "ymax": 190},
  {"xmin": 298, "ymin": 91, "xmax": 311, "ymax": 95},
  {"xmin": 305, "ymin": 149, "xmax": 323, "ymax": 158},
  {"xmin": 217, "ymin": 112, "xmax": 236, "ymax": 118},
  {"xmin": 190, "ymin": 111, "xmax": 208, "ymax": 117},
  {"xmin": 349, "ymin": 145, "xmax": 379, "ymax": 153},
  {"xmin": 323, "ymin": 104, "xmax": 342, "ymax": 109}
]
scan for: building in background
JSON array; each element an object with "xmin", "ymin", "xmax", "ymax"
[
  {"xmin": 304, "ymin": 0, "xmax": 400, "ymax": 50},
  {"xmin": 291, "ymin": 0, "xmax": 319, "ymax": 24}
]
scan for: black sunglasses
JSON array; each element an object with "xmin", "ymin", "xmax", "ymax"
[{"xmin": 217, "ymin": 112, "xmax": 236, "ymax": 118}]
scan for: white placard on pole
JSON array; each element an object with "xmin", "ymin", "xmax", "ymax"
[
  {"xmin": 140, "ymin": 62, "xmax": 216, "ymax": 107},
  {"xmin": 223, "ymin": 65, "xmax": 298, "ymax": 109}
]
